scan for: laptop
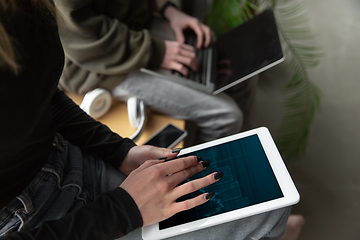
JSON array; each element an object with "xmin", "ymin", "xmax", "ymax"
[{"xmin": 141, "ymin": 8, "xmax": 285, "ymax": 95}]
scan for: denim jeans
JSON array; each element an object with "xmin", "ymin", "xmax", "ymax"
[
  {"xmin": 0, "ymin": 133, "xmax": 125, "ymax": 237},
  {"xmin": 0, "ymin": 133, "xmax": 291, "ymax": 239}
]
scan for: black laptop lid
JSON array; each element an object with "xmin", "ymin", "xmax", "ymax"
[{"xmin": 214, "ymin": 9, "xmax": 283, "ymax": 91}]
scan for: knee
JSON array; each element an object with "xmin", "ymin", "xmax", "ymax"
[
  {"xmin": 222, "ymin": 104, "xmax": 243, "ymax": 133},
  {"xmin": 204, "ymin": 104, "xmax": 243, "ymax": 137},
  {"xmin": 232, "ymin": 106, "xmax": 243, "ymax": 125}
]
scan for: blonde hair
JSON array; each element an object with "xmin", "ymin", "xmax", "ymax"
[{"xmin": 0, "ymin": 0, "xmax": 56, "ymax": 75}]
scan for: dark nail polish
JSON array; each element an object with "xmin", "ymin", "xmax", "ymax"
[
  {"xmin": 196, "ymin": 156, "xmax": 202, "ymax": 162},
  {"xmin": 205, "ymin": 192, "xmax": 215, "ymax": 200},
  {"xmin": 171, "ymin": 148, "xmax": 182, "ymax": 153},
  {"xmin": 157, "ymin": 157, "xmax": 167, "ymax": 160},
  {"xmin": 201, "ymin": 161, "xmax": 210, "ymax": 168},
  {"xmin": 213, "ymin": 172, "xmax": 223, "ymax": 180}
]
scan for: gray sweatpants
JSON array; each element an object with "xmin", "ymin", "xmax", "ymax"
[
  {"xmin": 112, "ymin": 71, "xmax": 245, "ymax": 143},
  {"xmin": 120, "ymin": 207, "xmax": 290, "ymax": 240}
]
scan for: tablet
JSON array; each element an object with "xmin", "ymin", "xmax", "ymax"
[{"xmin": 142, "ymin": 127, "xmax": 299, "ymax": 240}]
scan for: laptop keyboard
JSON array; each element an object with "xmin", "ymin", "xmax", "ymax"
[{"xmin": 184, "ymin": 30, "xmax": 210, "ymax": 85}]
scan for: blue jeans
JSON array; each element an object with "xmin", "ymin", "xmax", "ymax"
[
  {"xmin": 0, "ymin": 133, "xmax": 125, "ymax": 237},
  {"xmin": 0, "ymin": 133, "xmax": 290, "ymax": 239}
]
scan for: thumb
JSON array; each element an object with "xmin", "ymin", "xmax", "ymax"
[
  {"xmin": 172, "ymin": 27, "xmax": 185, "ymax": 43},
  {"xmin": 152, "ymin": 147, "xmax": 182, "ymax": 160}
]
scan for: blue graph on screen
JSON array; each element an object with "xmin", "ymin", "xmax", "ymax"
[{"xmin": 159, "ymin": 134, "xmax": 283, "ymax": 230}]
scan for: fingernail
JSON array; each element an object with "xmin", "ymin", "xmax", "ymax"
[
  {"xmin": 201, "ymin": 161, "xmax": 210, "ymax": 168},
  {"xmin": 171, "ymin": 148, "xmax": 182, "ymax": 153},
  {"xmin": 205, "ymin": 192, "xmax": 215, "ymax": 200},
  {"xmin": 157, "ymin": 157, "xmax": 167, "ymax": 160},
  {"xmin": 196, "ymin": 156, "xmax": 202, "ymax": 162},
  {"xmin": 213, "ymin": 172, "xmax": 223, "ymax": 180}
]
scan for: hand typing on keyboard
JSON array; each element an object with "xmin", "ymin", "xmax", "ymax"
[
  {"xmin": 160, "ymin": 40, "xmax": 199, "ymax": 76},
  {"xmin": 159, "ymin": 2, "xmax": 213, "ymax": 76},
  {"xmin": 161, "ymin": 3, "xmax": 212, "ymax": 49}
]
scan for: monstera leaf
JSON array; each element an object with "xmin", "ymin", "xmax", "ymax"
[{"xmin": 206, "ymin": 0, "xmax": 323, "ymax": 161}]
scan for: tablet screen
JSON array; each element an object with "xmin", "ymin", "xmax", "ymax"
[{"xmin": 159, "ymin": 134, "xmax": 283, "ymax": 230}]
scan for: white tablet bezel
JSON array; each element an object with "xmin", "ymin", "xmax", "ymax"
[{"xmin": 142, "ymin": 127, "xmax": 299, "ymax": 240}]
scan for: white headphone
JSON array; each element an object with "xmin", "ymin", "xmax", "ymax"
[
  {"xmin": 80, "ymin": 88, "xmax": 147, "ymax": 140},
  {"xmin": 127, "ymin": 96, "xmax": 147, "ymax": 140},
  {"xmin": 80, "ymin": 88, "xmax": 112, "ymax": 119}
]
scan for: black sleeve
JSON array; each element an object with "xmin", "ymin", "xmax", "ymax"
[
  {"xmin": 51, "ymin": 88, "xmax": 136, "ymax": 169},
  {"xmin": 0, "ymin": 188, "xmax": 143, "ymax": 240}
]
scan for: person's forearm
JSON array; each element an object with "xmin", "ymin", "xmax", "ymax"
[
  {"xmin": 55, "ymin": 0, "xmax": 156, "ymax": 76},
  {"xmin": 51, "ymin": 88, "xmax": 136, "ymax": 169},
  {"xmin": 156, "ymin": 0, "xmax": 178, "ymax": 19},
  {"xmin": 155, "ymin": 0, "xmax": 167, "ymax": 10}
]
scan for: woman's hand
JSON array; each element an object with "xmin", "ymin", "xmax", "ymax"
[
  {"xmin": 164, "ymin": 5, "xmax": 212, "ymax": 49},
  {"xmin": 120, "ymin": 156, "xmax": 221, "ymax": 226},
  {"xmin": 119, "ymin": 145, "xmax": 180, "ymax": 176},
  {"xmin": 160, "ymin": 40, "xmax": 199, "ymax": 76},
  {"xmin": 159, "ymin": 4, "xmax": 213, "ymax": 76}
]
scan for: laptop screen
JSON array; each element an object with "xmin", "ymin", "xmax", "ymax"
[{"xmin": 214, "ymin": 9, "xmax": 284, "ymax": 92}]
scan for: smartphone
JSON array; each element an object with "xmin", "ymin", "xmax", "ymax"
[{"xmin": 144, "ymin": 124, "xmax": 188, "ymax": 149}]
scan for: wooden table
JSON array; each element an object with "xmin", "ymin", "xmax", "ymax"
[{"xmin": 65, "ymin": 91, "xmax": 185, "ymax": 147}]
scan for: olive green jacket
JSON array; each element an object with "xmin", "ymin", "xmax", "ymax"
[{"xmin": 55, "ymin": 0, "xmax": 165, "ymax": 94}]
